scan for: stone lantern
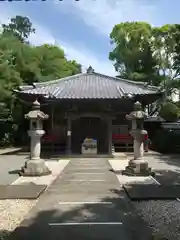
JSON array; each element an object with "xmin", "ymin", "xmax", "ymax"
[
  {"xmin": 21, "ymin": 100, "xmax": 51, "ymax": 176},
  {"xmin": 122, "ymin": 101, "xmax": 152, "ymax": 176}
]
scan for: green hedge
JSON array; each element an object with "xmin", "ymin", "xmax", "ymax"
[
  {"xmin": 152, "ymin": 128, "xmax": 180, "ymax": 153},
  {"xmin": 159, "ymin": 102, "xmax": 180, "ymax": 122}
]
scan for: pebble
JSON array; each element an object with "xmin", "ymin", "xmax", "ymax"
[
  {"xmin": 0, "ymin": 160, "xmax": 69, "ymax": 239},
  {"xmin": 133, "ymin": 200, "xmax": 180, "ymax": 240},
  {"xmin": 0, "ymin": 199, "xmax": 37, "ymax": 239}
]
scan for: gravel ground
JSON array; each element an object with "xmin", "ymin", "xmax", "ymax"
[
  {"xmin": 0, "ymin": 160, "xmax": 70, "ymax": 240},
  {"xmin": 133, "ymin": 199, "xmax": 180, "ymax": 240},
  {"xmin": 0, "ymin": 199, "xmax": 37, "ymax": 239},
  {"xmin": 110, "ymin": 156, "xmax": 180, "ymax": 240}
]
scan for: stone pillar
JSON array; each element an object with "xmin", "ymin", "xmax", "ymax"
[
  {"xmin": 107, "ymin": 118, "xmax": 112, "ymax": 156},
  {"xmin": 51, "ymin": 106, "xmax": 54, "ymax": 153},
  {"xmin": 133, "ymin": 136, "xmax": 144, "ymax": 160},
  {"xmin": 21, "ymin": 100, "xmax": 51, "ymax": 176},
  {"xmin": 29, "ymin": 130, "xmax": 43, "ymax": 160},
  {"xmin": 66, "ymin": 117, "xmax": 72, "ymax": 155}
]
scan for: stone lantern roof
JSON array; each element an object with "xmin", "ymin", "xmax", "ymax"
[
  {"xmin": 25, "ymin": 100, "xmax": 49, "ymax": 120},
  {"xmin": 126, "ymin": 101, "xmax": 147, "ymax": 120}
]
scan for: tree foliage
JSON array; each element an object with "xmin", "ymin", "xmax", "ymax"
[
  {"xmin": 0, "ymin": 15, "xmax": 81, "ymax": 146},
  {"xmin": 109, "ymin": 22, "xmax": 157, "ymax": 83},
  {"xmin": 109, "ymin": 22, "xmax": 180, "ymax": 90},
  {"xmin": 159, "ymin": 102, "xmax": 180, "ymax": 122},
  {"xmin": 2, "ymin": 16, "xmax": 35, "ymax": 43},
  {"xmin": 109, "ymin": 22, "xmax": 180, "ymax": 120}
]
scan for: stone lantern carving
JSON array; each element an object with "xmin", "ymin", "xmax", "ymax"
[
  {"xmin": 21, "ymin": 100, "xmax": 51, "ymax": 176},
  {"xmin": 122, "ymin": 101, "xmax": 153, "ymax": 176}
]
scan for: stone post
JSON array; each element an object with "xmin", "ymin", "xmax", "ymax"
[
  {"xmin": 122, "ymin": 101, "xmax": 153, "ymax": 176},
  {"xmin": 107, "ymin": 118, "xmax": 113, "ymax": 156},
  {"xmin": 66, "ymin": 117, "xmax": 72, "ymax": 156},
  {"xmin": 21, "ymin": 100, "xmax": 51, "ymax": 176}
]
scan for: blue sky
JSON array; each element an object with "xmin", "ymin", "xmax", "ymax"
[{"xmin": 0, "ymin": 0, "xmax": 180, "ymax": 75}]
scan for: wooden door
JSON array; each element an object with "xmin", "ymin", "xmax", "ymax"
[{"xmin": 71, "ymin": 117, "xmax": 108, "ymax": 154}]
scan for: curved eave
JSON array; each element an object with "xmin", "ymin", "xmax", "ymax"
[{"xmin": 15, "ymin": 93, "xmax": 162, "ymax": 105}]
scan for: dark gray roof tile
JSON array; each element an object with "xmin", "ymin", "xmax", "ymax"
[{"xmin": 18, "ymin": 72, "xmax": 160, "ymax": 99}]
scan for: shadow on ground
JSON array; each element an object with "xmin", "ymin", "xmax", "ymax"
[
  {"xmin": 150, "ymin": 153, "xmax": 180, "ymax": 169},
  {"xmin": 8, "ymin": 169, "xmax": 21, "ymax": 175},
  {"xmin": 3, "ymin": 187, "xmax": 170, "ymax": 240},
  {"xmin": 155, "ymin": 169, "xmax": 180, "ymax": 185},
  {"xmin": 144, "ymin": 153, "xmax": 180, "ymax": 185}
]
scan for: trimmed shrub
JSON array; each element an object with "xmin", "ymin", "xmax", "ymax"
[{"xmin": 159, "ymin": 102, "xmax": 180, "ymax": 122}]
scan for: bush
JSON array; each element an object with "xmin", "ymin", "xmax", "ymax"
[
  {"xmin": 152, "ymin": 128, "xmax": 180, "ymax": 153},
  {"xmin": 159, "ymin": 102, "xmax": 180, "ymax": 122}
]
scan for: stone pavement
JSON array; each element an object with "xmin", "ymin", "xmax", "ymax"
[
  {"xmin": 0, "ymin": 153, "xmax": 26, "ymax": 185},
  {"xmin": 0, "ymin": 148, "xmax": 21, "ymax": 155},
  {"xmin": 113, "ymin": 151, "xmax": 180, "ymax": 185},
  {"xmin": 141, "ymin": 154, "xmax": 180, "ymax": 185},
  {"xmin": 8, "ymin": 159, "xmax": 152, "ymax": 240}
]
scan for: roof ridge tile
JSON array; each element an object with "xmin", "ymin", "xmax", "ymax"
[{"xmin": 16, "ymin": 71, "xmax": 162, "ymax": 99}]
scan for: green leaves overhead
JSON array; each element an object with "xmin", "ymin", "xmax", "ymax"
[
  {"xmin": 109, "ymin": 22, "xmax": 155, "ymax": 82},
  {"xmin": 0, "ymin": 16, "xmax": 81, "ymax": 86},
  {"xmin": 109, "ymin": 22, "xmax": 180, "ymax": 92},
  {"xmin": 32, "ymin": 44, "xmax": 81, "ymax": 82},
  {"xmin": 2, "ymin": 16, "xmax": 35, "ymax": 43},
  {"xmin": 0, "ymin": 15, "xmax": 81, "ymax": 120}
]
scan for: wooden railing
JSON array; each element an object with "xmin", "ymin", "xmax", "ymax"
[
  {"xmin": 41, "ymin": 133, "xmax": 136, "ymax": 153},
  {"xmin": 112, "ymin": 134, "xmax": 133, "ymax": 152},
  {"xmin": 41, "ymin": 134, "xmax": 66, "ymax": 153}
]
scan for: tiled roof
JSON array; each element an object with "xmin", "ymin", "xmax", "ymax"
[{"xmin": 18, "ymin": 72, "xmax": 161, "ymax": 100}]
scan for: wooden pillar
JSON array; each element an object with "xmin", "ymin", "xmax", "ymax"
[
  {"xmin": 51, "ymin": 105, "xmax": 54, "ymax": 154},
  {"xmin": 107, "ymin": 118, "xmax": 112, "ymax": 155},
  {"xmin": 66, "ymin": 117, "xmax": 72, "ymax": 155}
]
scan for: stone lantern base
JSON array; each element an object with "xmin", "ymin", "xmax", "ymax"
[
  {"xmin": 20, "ymin": 159, "xmax": 51, "ymax": 176},
  {"xmin": 122, "ymin": 158, "xmax": 154, "ymax": 176}
]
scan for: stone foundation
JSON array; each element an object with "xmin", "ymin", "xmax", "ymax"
[
  {"xmin": 20, "ymin": 159, "xmax": 51, "ymax": 176},
  {"xmin": 122, "ymin": 158, "xmax": 154, "ymax": 176}
]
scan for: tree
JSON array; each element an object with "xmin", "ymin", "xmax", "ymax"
[
  {"xmin": 109, "ymin": 22, "xmax": 180, "ymax": 92},
  {"xmin": 0, "ymin": 16, "xmax": 82, "ymax": 146},
  {"xmin": 0, "ymin": 34, "xmax": 22, "ymax": 105},
  {"xmin": 2, "ymin": 16, "xmax": 35, "ymax": 43},
  {"xmin": 170, "ymin": 24, "xmax": 180, "ymax": 90},
  {"xmin": 109, "ymin": 22, "xmax": 158, "ymax": 83},
  {"xmin": 32, "ymin": 44, "xmax": 81, "ymax": 82},
  {"xmin": 151, "ymin": 24, "xmax": 180, "ymax": 98},
  {"xmin": 0, "ymin": 35, "xmax": 82, "ymax": 85},
  {"xmin": 173, "ymin": 25, "xmax": 180, "ymax": 72}
]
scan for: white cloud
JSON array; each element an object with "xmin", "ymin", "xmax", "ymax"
[
  {"xmin": 0, "ymin": 0, "xmax": 159, "ymax": 76},
  {"xmin": 59, "ymin": 41, "xmax": 115, "ymax": 75},
  {"xmin": 29, "ymin": 24, "xmax": 56, "ymax": 46},
  {"xmin": 0, "ymin": 12, "xmax": 116, "ymax": 76},
  {"xmin": 29, "ymin": 25, "xmax": 116, "ymax": 75},
  {"xmin": 56, "ymin": 0, "xmax": 157, "ymax": 36}
]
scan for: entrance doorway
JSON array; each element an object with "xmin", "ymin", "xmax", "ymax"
[{"xmin": 71, "ymin": 117, "xmax": 108, "ymax": 154}]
